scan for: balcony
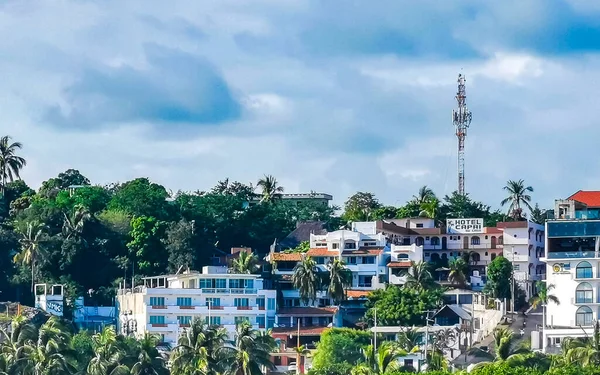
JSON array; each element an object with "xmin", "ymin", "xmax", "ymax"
[{"xmin": 201, "ymin": 288, "xmax": 258, "ymax": 294}]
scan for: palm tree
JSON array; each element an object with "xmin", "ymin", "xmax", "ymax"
[
  {"xmin": 130, "ymin": 333, "xmax": 168, "ymax": 375},
  {"xmin": 14, "ymin": 220, "xmax": 46, "ymax": 293},
  {"xmin": 563, "ymin": 321, "xmax": 600, "ymax": 366},
  {"xmin": 327, "ymin": 259, "xmax": 352, "ymax": 305},
  {"xmin": 470, "ymin": 327, "xmax": 530, "ymax": 369},
  {"xmin": 413, "ymin": 186, "xmax": 436, "ymax": 205},
  {"xmin": 220, "ymin": 321, "xmax": 276, "ymax": 375},
  {"xmin": 530, "ymin": 281, "xmax": 559, "ymax": 331},
  {"xmin": 404, "ymin": 261, "xmax": 434, "ymax": 290},
  {"xmin": 351, "ymin": 342, "xmax": 407, "ymax": 375},
  {"xmin": 230, "ymin": 252, "xmax": 259, "ymax": 274},
  {"xmin": 448, "ymin": 258, "xmax": 468, "ymax": 287},
  {"xmin": 171, "ymin": 318, "xmax": 228, "ymax": 375},
  {"xmin": 62, "ymin": 204, "xmax": 92, "ymax": 240},
  {"xmin": 396, "ymin": 328, "xmax": 421, "ymax": 354},
  {"xmin": 256, "ymin": 175, "xmax": 284, "ymax": 203},
  {"xmin": 292, "ymin": 256, "xmax": 321, "ymax": 305},
  {"xmin": 419, "ymin": 198, "xmax": 440, "ymax": 221},
  {"xmin": 501, "ymin": 179, "xmax": 534, "ymax": 219},
  {"xmin": 0, "ymin": 315, "xmax": 37, "ymax": 372},
  {"xmin": 88, "ymin": 326, "xmax": 129, "ymax": 375},
  {"xmin": 0, "ymin": 135, "xmax": 26, "ymax": 193},
  {"xmin": 292, "ymin": 345, "xmax": 311, "ymax": 375}
]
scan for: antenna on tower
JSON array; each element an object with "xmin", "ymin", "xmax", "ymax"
[{"xmin": 452, "ymin": 73, "xmax": 472, "ymax": 196}]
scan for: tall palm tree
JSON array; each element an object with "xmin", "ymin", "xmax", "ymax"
[
  {"xmin": 171, "ymin": 318, "xmax": 228, "ymax": 375},
  {"xmin": 404, "ymin": 261, "xmax": 434, "ymax": 290},
  {"xmin": 530, "ymin": 281, "xmax": 560, "ymax": 330},
  {"xmin": 0, "ymin": 315, "xmax": 38, "ymax": 372},
  {"xmin": 230, "ymin": 252, "xmax": 259, "ymax": 274},
  {"xmin": 351, "ymin": 342, "xmax": 407, "ymax": 375},
  {"xmin": 88, "ymin": 326, "xmax": 129, "ymax": 375},
  {"xmin": 256, "ymin": 175, "xmax": 284, "ymax": 203},
  {"xmin": 419, "ymin": 198, "xmax": 440, "ymax": 221},
  {"xmin": 396, "ymin": 328, "xmax": 421, "ymax": 354},
  {"xmin": 501, "ymin": 179, "xmax": 534, "ymax": 219},
  {"xmin": 563, "ymin": 321, "xmax": 600, "ymax": 366},
  {"xmin": 413, "ymin": 186, "xmax": 436, "ymax": 205},
  {"xmin": 130, "ymin": 333, "xmax": 168, "ymax": 375},
  {"xmin": 327, "ymin": 259, "xmax": 352, "ymax": 305},
  {"xmin": 292, "ymin": 256, "xmax": 321, "ymax": 305},
  {"xmin": 0, "ymin": 135, "xmax": 26, "ymax": 193},
  {"xmin": 448, "ymin": 258, "xmax": 467, "ymax": 287},
  {"xmin": 14, "ymin": 220, "xmax": 46, "ymax": 293},
  {"xmin": 220, "ymin": 321, "xmax": 276, "ymax": 375},
  {"xmin": 62, "ymin": 204, "xmax": 92, "ymax": 240},
  {"xmin": 470, "ymin": 327, "xmax": 530, "ymax": 370}
]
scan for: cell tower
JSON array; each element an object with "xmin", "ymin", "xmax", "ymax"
[{"xmin": 452, "ymin": 73, "xmax": 472, "ymax": 196}]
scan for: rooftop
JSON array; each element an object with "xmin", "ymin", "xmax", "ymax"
[
  {"xmin": 568, "ymin": 190, "xmax": 600, "ymax": 208},
  {"xmin": 272, "ymin": 326, "xmax": 329, "ymax": 336},
  {"xmin": 268, "ymin": 252, "xmax": 303, "ymax": 262}
]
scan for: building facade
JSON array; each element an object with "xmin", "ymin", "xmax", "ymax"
[{"xmin": 116, "ymin": 266, "xmax": 276, "ymax": 346}]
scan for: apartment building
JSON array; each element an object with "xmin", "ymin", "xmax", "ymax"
[
  {"xmin": 116, "ymin": 266, "xmax": 276, "ymax": 346},
  {"xmin": 542, "ymin": 191, "xmax": 600, "ymax": 352}
]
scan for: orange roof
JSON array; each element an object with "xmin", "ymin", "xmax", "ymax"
[
  {"xmin": 277, "ymin": 307, "xmax": 338, "ymax": 316},
  {"xmin": 387, "ymin": 261, "xmax": 411, "ymax": 268},
  {"xmin": 269, "ymin": 253, "xmax": 302, "ymax": 262},
  {"xmin": 484, "ymin": 227, "xmax": 504, "ymax": 234},
  {"xmin": 272, "ymin": 326, "xmax": 329, "ymax": 336},
  {"xmin": 342, "ymin": 248, "xmax": 383, "ymax": 255},
  {"xmin": 496, "ymin": 222, "xmax": 527, "ymax": 229},
  {"xmin": 568, "ymin": 191, "xmax": 600, "ymax": 207},
  {"xmin": 346, "ymin": 290, "xmax": 371, "ymax": 299},
  {"xmin": 307, "ymin": 248, "xmax": 338, "ymax": 257}
]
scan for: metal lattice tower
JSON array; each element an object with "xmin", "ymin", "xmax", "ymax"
[{"xmin": 452, "ymin": 73, "xmax": 472, "ymax": 195}]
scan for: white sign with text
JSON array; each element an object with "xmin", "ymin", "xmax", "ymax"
[{"xmin": 446, "ymin": 218, "xmax": 484, "ymax": 234}]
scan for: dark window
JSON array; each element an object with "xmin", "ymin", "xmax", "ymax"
[
  {"xmin": 576, "ymin": 282, "xmax": 593, "ymax": 303},
  {"xmin": 577, "ymin": 261, "xmax": 593, "ymax": 279},
  {"xmin": 576, "ymin": 306, "xmax": 593, "ymax": 326}
]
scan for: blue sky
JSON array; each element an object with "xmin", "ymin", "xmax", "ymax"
[{"xmin": 2, "ymin": 0, "xmax": 600, "ymax": 212}]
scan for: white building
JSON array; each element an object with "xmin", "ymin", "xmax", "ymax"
[
  {"xmin": 116, "ymin": 266, "xmax": 276, "ymax": 346},
  {"xmin": 542, "ymin": 192, "xmax": 600, "ymax": 352},
  {"xmin": 387, "ymin": 244, "xmax": 423, "ymax": 285}
]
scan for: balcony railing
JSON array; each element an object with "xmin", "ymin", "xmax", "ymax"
[
  {"xmin": 546, "ymin": 251, "xmax": 597, "ymax": 259},
  {"xmin": 201, "ymin": 288, "xmax": 258, "ymax": 294}
]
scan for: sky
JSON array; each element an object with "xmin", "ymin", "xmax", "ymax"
[{"xmin": 1, "ymin": 0, "xmax": 600, "ymax": 212}]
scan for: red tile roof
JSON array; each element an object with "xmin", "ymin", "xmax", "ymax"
[
  {"xmin": 346, "ymin": 290, "xmax": 371, "ymax": 299},
  {"xmin": 387, "ymin": 261, "xmax": 411, "ymax": 268},
  {"xmin": 342, "ymin": 247, "xmax": 383, "ymax": 255},
  {"xmin": 484, "ymin": 227, "xmax": 505, "ymax": 234},
  {"xmin": 277, "ymin": 307, "xmax": 338, "ymax": 316},
  {"xmin": 272, "ymin": 326, "xmax": 329, "ymax": 336},
  {"xmin": 307, "ymin": 248, "xmax": 338, "ymax": 257},
  {"xmin": 568, "ymin": 190, "xmax": 600, "ymax": 207},
  {"xmin": 496, "ymin": 221, "xmax": 528, "ymax": 229},
  {"xmin": 269, "ymin": 253, "xmax": 303, "ymax": 262}
]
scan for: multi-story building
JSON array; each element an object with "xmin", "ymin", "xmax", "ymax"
[
  {"xmin": 542, "ymin": 191, "xmax": 600, "ymax": 352},
  {"xmin": 387, "ymin": 244, "xmax": 423, "ymax": 285},
  {"xmin": 116, "ymin": 266, "xmax": 276, "ymax": 346}
]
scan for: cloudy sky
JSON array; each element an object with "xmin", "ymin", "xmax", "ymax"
[{"xmin": 1, "ymin": 0, "xmax": 599, "ymax": 211}]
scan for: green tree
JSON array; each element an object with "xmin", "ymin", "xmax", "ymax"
[
  {"xmin": 292, "ymin": 256, "xmax": 321, "ymax": 305},
  {"xmin": 127, "ymin": 216, "xmax": 167, "ymax": 275},
  {"xmin": 351, "ymin": 342, "xmax": 407, "ymax": 375},
  {"xmin": 328, "ymin": 259, "xmax": 352, "ymax": 305},
  {"xmin": 14, "ymin": 220, "xmax": 46, "ymax": 293},
  {"xmin": 87, "ymin": 326, "xmax": 129, "ymax": 375},
  {"xmin": 0, "ymin": 136, "xmax": 26, "ymax": 194},
  {"xmin": 171, "ymin": 318, "xmax": 229, "ymax": 375},
  {"xmin": 501, "ymin": 179, "xmax": 534, "ymax": 220},
  {"xmin": 440, "ymin": 191, "xmax": 491, "ymax": 220},
  {"xmin": 311, "ymin": 328, "xmax": 372, "ymax": 370},
  {"xmin": 230, "ymin": 251, "xmax": 259, "ymax": 274},
  {"xmin": 404, "ymin": 261, "xmax": 434, "ymax": 291},
  {"xmin": 109, "ymin": 178, "xmax": 171, "ymax": 219},
  {"xmin": 413, "ymin": 185, "xmax": 436, "ymax": 205},
  {"xmin": 484, "ymin": 256, "xmax": 513, "ymax": 300},
  {"xmin": 395, "ymin": 201, "xmax": 421, "ymax": 219},
  {"xmin": 220, "ymin": 321, "xmax": 276, "ymax": 375},
  {"xmin": 256, "ymin": 175, "xmax": 284, "ymax": 203},
  {"xmin": 372, "ymin": 206, "xmax": 398, "ymax": 220},
  {"xmin": 130, "ymin": 333, "xmax": 168, "ymax": 375},
  {"xmin": 343, "ymin": 192, "xmax": 382, "ymax": 222},
  {"xmin": 162, "ymin": 219, "xmax": 198, "ymax": 273},
  {"xmin": 530, "ymin": 203, "xmax": 547, "ymax": 225},
  {"xmin": 448, "ymin": 257, "xmax": 468, "ymax": 287},
  {"xmin": 62, "ymin": 205, "xmax": 92, "ymax": 240},
  {"xmin": 530, "ymin": 281, "xmax": 560, "ymax": 331},
  {"xmin": 364, "ymin": 285, "xmax": 443, "ymax": 326},
  {"xmin": 419, "ymin": 197, "xmax": 440, "ymax": 221}
]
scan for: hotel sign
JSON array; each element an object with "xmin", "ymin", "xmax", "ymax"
[{"xmin": 446, "ymin": 218, "xmax": 484, "ymax": 234}]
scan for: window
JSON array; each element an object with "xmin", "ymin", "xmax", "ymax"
[
  {"xmin": 205, "ymin": 316, "xmax": 221, "ymax": 325},
  {"xmin": 416, "ymin": 223, "xmax": 424, "ymax": 228},
  {"xmin": 485, "ymin": 236, "xmax": 488, "ymax": 240},
  {"xmin": 346, "ymin": 257, "xmax": 357, "ymax": 265},
  {"xmin": 234, "ymin": 298, "xmax": 249, "ymax": 307},
  {"xmin": 403, "ymin": 238, "xmax": 411, "ymax": 245},
  {"xmin": 577, "ymin": 261, "xmax": 593, "ymax": 279},
  {"xmin": 415, "ymin": 237, "xmax": 424, "ymax": 246},
  {"xmin": 235, "ymin": 316, "xmax": 250, "ymax": 324},
  {"xmin": 514, "ymin": 265, "xmax": 520, "ymax": 271},
  {"xmin": 431, "ymin": 237, "xmax": 440, "ymax": 246},
  {"xmin": 576, "ymin": 306, "xmax": 593, "ymax": 326},
  {"xmin": 177, "ymin": 297, "xmax": 192, "ymax": 306},
  {"xmin": 149, "ymin": 316, "xmax": 165, "ymax": 324},
  {"xmin": 206, "ymin": 297, "xmax": 220, "ymax": 307},
  {"xmin": 358, "ymin": 275, "xmax": 372, "ymax": 288},
  {"xmin": 345, "ymin": 241, "xmax": 357, "ymax": 250},
  {"xmin": 256, "ymin": 316, "xmax": 266, "ymax": 327},
  {"xmin": 315, "ymin": 257, "xmax": 325, "ymax": 264},
  {"xmin": 257, "ymin": 298, "xmax": 265, "ymax": 309},
  {"xmin": 267, "ymin": 298, "xmax": 276, "ymax": 310},
  {"xmin": 149, "ymin": 297, "xmax": 165, "ymax": 306},
  {"xmin": 576, "ymin": 282, "xmax": 593, "ymax": 304},
  {"xmin": 267, "ymin": 317, "xmax": 275, "ymax": 328},
  {"xmin": 177, "ymin": 316, "xmax": 192, "ymax": 325},
  {"xmin": 230, "ymin": 279, "xmax": 254, "ymax": 289},
  {"xmin": 471, "ymin": 236, "xmax": 480, "ymax": 245},
  {"xmin": 404, "ymin": 359, "xmax": 414, "ymax": 368},
  {"xmin": 199, "ymin": 279, "xmax": 226, "ymax": 289},
  {"xmin": 364, "ymin": 242, "xmax": 377, "ymax": 247},
  {"xmin": 332, "ymin": 243, "xmax": 339, "ymax": 249},
  {"xmin": 398, "ymin": 254, "xmax": 409, "ymax": 259},
  {"xmin": 316, "ymin": 242, "xmax": 327, "ymax": 247},
  {"xmin": 362, "ymin": 256, "xmax": 375, "ymax": 264}
]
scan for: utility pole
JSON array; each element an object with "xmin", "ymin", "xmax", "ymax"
[
  {"xmin": 423, "ymin": 310, "xmax": 436, "ymax": 370},
  {"xmin": 511, "ymin": 246, "xmax": 516, "ymax": 321},
  {"xmin": 452, "ymin": 73, "xmax": 473, "ymax": 195}
]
